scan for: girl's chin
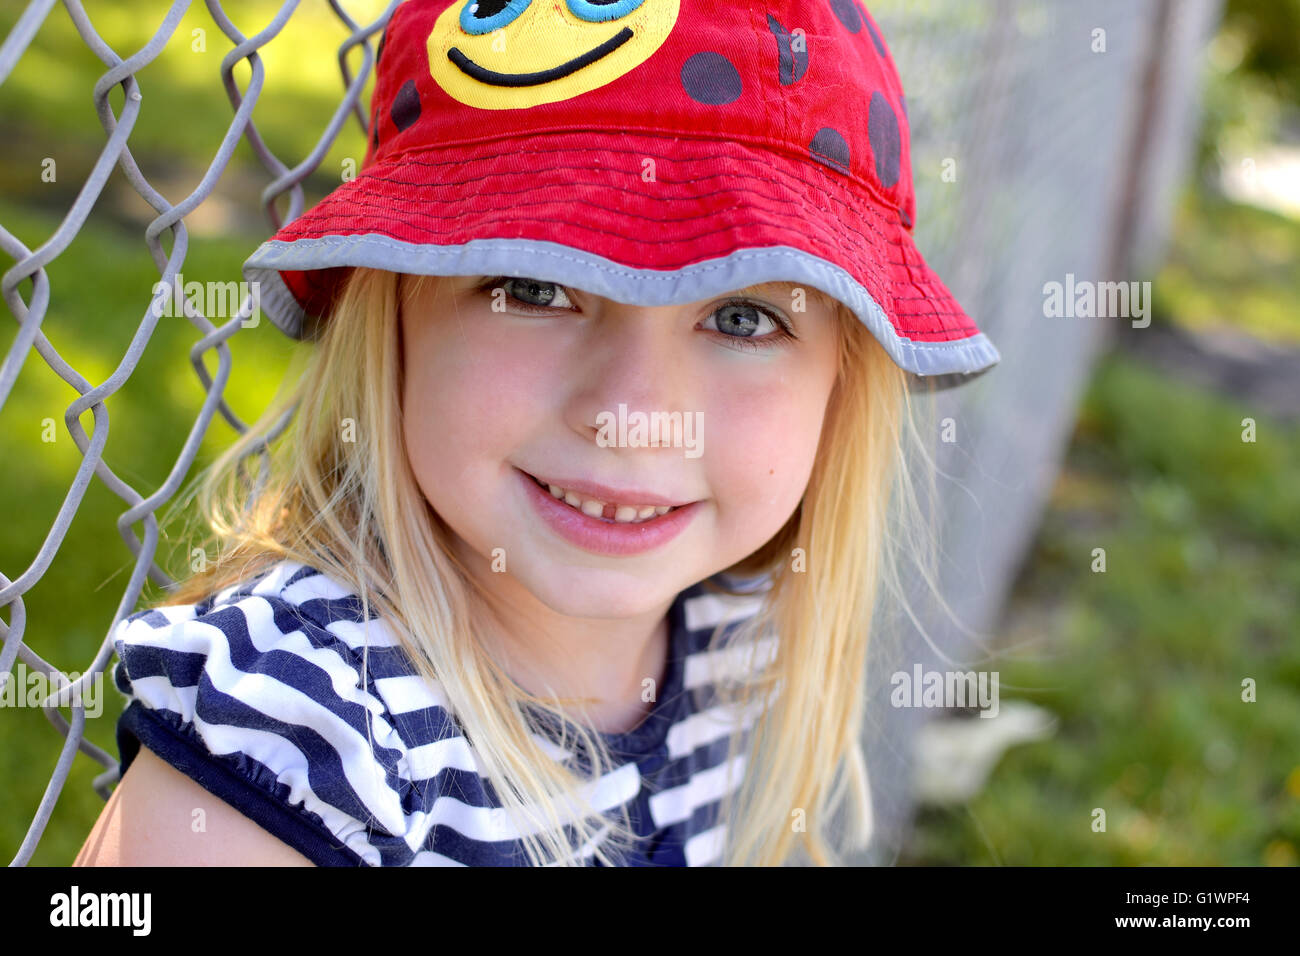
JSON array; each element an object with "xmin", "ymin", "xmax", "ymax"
[{"xmin": 506, "ymin": 562, "xmax": 685, "ymax": 617}]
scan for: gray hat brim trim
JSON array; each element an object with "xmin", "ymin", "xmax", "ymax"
[{"xmin": 243, "ymin": 234, "xmax": 1000, "ymax": 391}]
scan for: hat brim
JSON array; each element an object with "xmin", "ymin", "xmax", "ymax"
[{"xmin": 243, "ymin": 130, "xmax": 999, "ymax": 392}]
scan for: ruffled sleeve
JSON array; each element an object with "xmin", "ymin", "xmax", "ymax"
[{"xmin": 111, "ymin": 560, "xmax": 460, "ymax": 866}]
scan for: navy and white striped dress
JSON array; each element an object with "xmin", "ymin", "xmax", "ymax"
[{"xmin": 111, "ymin": 559, "xmax": 772, "ymax": 866}]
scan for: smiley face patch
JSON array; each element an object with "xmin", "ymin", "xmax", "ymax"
[{"xmin": 428, "ymin": 0, "xmax": 682, "ymax": 110}]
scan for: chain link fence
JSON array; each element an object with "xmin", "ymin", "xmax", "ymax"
[{"xmin": 1, "ymin": 0, "xmax": 1221, "ymax": 866}]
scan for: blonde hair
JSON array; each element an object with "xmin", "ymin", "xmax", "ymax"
[{"xmin": 159, "ymin": 265, "xmax": 948, "ymax": 866}]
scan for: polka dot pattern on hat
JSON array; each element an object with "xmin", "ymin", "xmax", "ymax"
[
  {"xmin": 869, "ymin": 89, "xmax": 901, "ymax": 188},
  {"xmin": 809, "ymin": 127, "xmax": 851, "ymax": 176},
  {"xmin": 391, "ymin": 79, "xmax": 422, "ymax": 132},
  {"xmin": 680, "ymin": 50, "xmax": 743, "ymax": 105},
  {"xmin": 827, "ymin": 0, "xmax": 862, "ymax": 33}
]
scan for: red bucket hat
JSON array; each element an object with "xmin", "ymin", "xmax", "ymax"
[{"xmin": 242, "ymin": 0, "xmax": 1000, "ymax": 390}]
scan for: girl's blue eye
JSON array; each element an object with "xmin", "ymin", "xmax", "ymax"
[
  {"xmin": 565, "ymin": 0, "xmax": 647, "ymax": 23},
  {"xmin": 496, "ymin": 276, "xmax": 574, "ymax": 310},
  {"xmin": 700, "ymin": 301, "xmax": 795, "ymax": 351},
  {"xmin": 711, "ymin": 303, "xmax": 767, "ymax": 337},
  {"xmin": 460, "ymin": 0, "xmax": 533, "ymax": 35}
]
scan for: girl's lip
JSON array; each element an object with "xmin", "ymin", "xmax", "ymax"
[{"xmin": 514, "ymin": 467, "xmax": 700, "ymax": 557}]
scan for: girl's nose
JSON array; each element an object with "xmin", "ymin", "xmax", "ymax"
[{"xmin": 564, "ymin": 304, "xmax": 698, "ymax": 444}]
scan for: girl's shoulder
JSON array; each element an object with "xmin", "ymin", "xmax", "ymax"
[{"xmin": 111, "ymin": 557, "xmax": 479, "ymax": 866}]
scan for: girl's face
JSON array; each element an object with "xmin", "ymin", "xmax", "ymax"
[{"xmin": 399, "ymin": 274, "xmax": 842, "ymax": 619}]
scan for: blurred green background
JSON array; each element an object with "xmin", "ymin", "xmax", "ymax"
[
  {"xmin": 1, "ymin": 0, "xmax": 1297, "ymax": 865},
  {"xmin": 902, "ymin": 0, "xmax": 1300, "ymax": 865}
]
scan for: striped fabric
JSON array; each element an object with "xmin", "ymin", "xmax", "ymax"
[{"xmin": 112, "ymin": 559, "xmax": 773, "ymax": 866}]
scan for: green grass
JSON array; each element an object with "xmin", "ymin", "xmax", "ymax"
[
  {"xmin": 903, "ymin": 353, "xmax": 1300, "ymax": 865},
  {"xmin": 1151, "ymin": 185, "xmax": 1300, "ymax": 346}
]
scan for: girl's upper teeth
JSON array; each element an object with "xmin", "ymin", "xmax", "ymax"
[{"xmin": 544, "ymin": 481, "xmax": 673, "ymax": 522}]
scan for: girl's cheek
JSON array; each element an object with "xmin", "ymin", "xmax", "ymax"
[
  {"xmin": 403, "ymin": 323, "xmax": 566, "ymax": 458},
  {"xmin": 705, "ymin": 376, "xmax": 825, "ymax": 519}
]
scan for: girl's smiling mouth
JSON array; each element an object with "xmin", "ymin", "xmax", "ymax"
[{"xmin": 514, "ymin": 467, "xmax": 700, "ymax": 557}]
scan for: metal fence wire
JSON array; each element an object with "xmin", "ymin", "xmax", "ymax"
[{"xmin": 1, "ymin": 0, "xmax": 1220, "ymax": 866}]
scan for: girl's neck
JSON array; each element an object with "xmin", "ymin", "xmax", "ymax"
[{"xmin": 464, "ymin": 565, "xmax": 676, "ymax": 736}]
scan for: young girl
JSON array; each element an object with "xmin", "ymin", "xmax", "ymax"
[{"xmin": 78, "ymin": 0, "xmax": 998, "ymax": 867}]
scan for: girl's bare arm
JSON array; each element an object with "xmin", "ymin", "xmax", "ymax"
[{"xmin": 74, "ymin": 744, "xmax": 315, "ymax": 867}]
